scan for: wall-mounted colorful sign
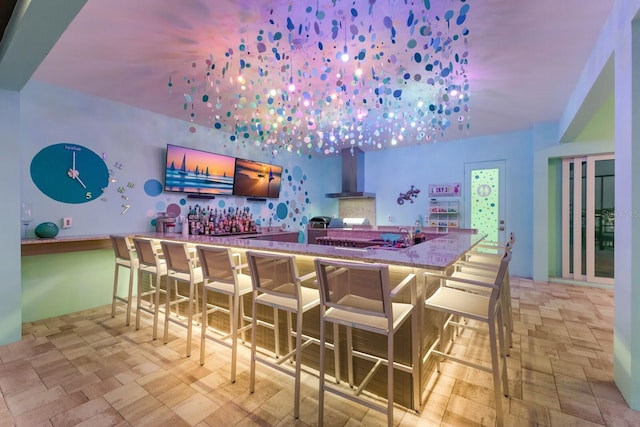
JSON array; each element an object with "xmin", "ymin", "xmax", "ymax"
[{"xmin": 428, "ymin": 183, "xmax": 461, "ymax": 197}]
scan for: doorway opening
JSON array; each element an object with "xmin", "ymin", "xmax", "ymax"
[{"xmin": 562, "ymin": 155, "xmax": 614, "ymax": 284}]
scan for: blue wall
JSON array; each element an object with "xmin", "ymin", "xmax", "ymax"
[
  {"xmin": 366, "ymin": 130, "xmax": 535, "ymax": 278},
  {"xmin": 20, "ymin": 80, "xmax": 539, "ymax": 278},
  {"xmin": 11, "ymin": 72, "xmax": 615, "ymax": 334},
  {"xmin": 20, "ymin": 80, "xmax": 340, "ymax": 241},
  {"xmin": 1, "ymin": 88, "xmax": 22, "ymax": 344}
]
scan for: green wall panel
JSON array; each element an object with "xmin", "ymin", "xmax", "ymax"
[{"xmin": 21, "ymin": 249, "xmax": 121, "ymax": 323}]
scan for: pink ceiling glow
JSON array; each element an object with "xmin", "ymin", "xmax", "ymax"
[
  {"xmin": 175, "ymin": 0, "xmax": 471, "ymax": 155},
  {"xmin": 32, "ymin": 0, "xmax": 615, "ymax": 157}
]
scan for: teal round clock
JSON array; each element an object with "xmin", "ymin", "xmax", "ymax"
[{"xmin": 30, "ymin": 143, "xmax": 110, "ymax": 204}]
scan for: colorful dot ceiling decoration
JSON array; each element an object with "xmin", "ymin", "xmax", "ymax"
[{"xmin": 174, "ymin": 0, "xmax": 471, "ymax": 156}]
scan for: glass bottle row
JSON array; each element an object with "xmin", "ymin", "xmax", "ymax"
[{"xmin": 187, "ymin": 205, "xmax": 257, "ymax": 235}]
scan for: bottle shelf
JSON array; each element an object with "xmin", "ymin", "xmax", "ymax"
[
  {"xmin": 187, "ymin": 204, "xmax": 257, "ymax": 236},
  {"xmin": 427, "ymin": 198, "xmax": 460, "ymax": 232}
]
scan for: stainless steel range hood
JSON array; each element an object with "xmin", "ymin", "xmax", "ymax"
[{"xmin": 325, "ymin": 147, "xmax": 375, "ymax": 199}]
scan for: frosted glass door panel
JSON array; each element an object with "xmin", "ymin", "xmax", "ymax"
[{"xmin": 465, "ymin": 161, "xmax": 506, "ymax": 245}]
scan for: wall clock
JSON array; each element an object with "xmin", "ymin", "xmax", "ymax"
[{"xmin": 30, "ymin": 143, "xmax": 109, "ymax": 204}]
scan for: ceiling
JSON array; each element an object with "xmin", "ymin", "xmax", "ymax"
[{"xmin": 28, "ymin": 0, "xmax": 614, "ymax": 155}]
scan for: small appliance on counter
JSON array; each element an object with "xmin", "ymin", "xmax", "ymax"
[
  {"xmin": 307, "ymin": 216, "xmax": 332, "ymax": 244},
  {"xmin": 309, "ymin": 216, "xmax": 332, "ymax": 229},
  {"xmin": 155, "ymin": 212, "xmax": 176, "ymax": 233}
]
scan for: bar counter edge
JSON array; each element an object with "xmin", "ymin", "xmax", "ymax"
[{"xmin": 135, "ymin": 231, "xmax": 485, "ymax": 271}]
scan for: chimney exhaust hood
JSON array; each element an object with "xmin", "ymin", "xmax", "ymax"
[{"xmin": 325, "ymin": 147, "xmax": 375, "ymax": 199}]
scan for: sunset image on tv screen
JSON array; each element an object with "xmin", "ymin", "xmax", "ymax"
[
  {"xmin": 233, "ymin": 158, "xmax": 282, "ymax": 198},
  {"xmin": 164, "ymin": 144, "xmax": 236, "ymax": 195}
]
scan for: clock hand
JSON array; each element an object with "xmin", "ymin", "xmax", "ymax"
[
  {"xmin": 67, "ymin": 168, "xmax": 86, "ymax": 188},
  {"xmin": 68, "ymin": 151, "xmax": 79, "ymax": 179},
  {"xmin": 66, "ymin": 150, "xmax": 86, "ymax": 188},
  {"xmin": 75, "ymin": 173, "xmax": 87, "ymax": 189}
]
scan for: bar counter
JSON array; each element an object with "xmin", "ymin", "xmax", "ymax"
[
  {"xmin": 136, "ymin": 230, "xmax": 485, "ymax": 409},
  {"xmin": 22, "ymin": 230, "xmax": 485, "ymax": 409},
  {"xmin": 22, "ymin": 229, "xmax": 484, "ymax": 271},
  {"xmin": 139, "ymin": 230, "xmax": 484, "ymax": 271}
]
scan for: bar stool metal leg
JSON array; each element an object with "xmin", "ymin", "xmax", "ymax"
[{"xmin": 109, "ymin": 235, "xmax": 138, "ymax": 327}]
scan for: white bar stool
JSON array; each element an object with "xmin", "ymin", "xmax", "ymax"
[
  {"xmin": 245, "ymin": 250, "xmax": 319, "ymax": 420},
  {"xmin": 132, "ymin": 238, "xmax": 167, "ymax": 339},
  {"xmin": 160, "ymin": 240, "xmax": 203, "ymax": 357},
  {"xmin": 465, "ymin": 232, "xmax": 516, "ymax": 263},
  {"xmin": 109, "ymin": 235, "xmax": 139, "ymax": 326},
  {"xmin": 455, "ymin": 235, "xmax": 516, "ymax": 348},
  {"xmin": 424, "ymin": 250, "xmax": 512, "ymax": 427},
  {"xmin": 196, "ymin": 245, "xmax": 253, "ymax": 383},
  {"xmin": 314, "ymin": 258, "xmax": 419, "ymax": 427}
]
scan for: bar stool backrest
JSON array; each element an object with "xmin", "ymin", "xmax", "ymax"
[
  {"xmin": 315, "ymin": 259, "xmax": 391, "ymax": 321},
  {"xmin": 489, "ymin": 250, "xmax": 513, "ymax": 304},
  {"xmin": 132, "ymin": 238, "xmax": 162, "ymax": 269},
  {"xmin": 197, "ymin": 246, "xmax": 237, "ymax": 286},
  {"xmin": 110, "ymin": 235, "xmax": 134, "ymax": 263},
  {"xmin": 246, "ymin": 251, "xmax": 301, "ymax": 300},
  {"xmin": 161, "ymin": 241, "xmax": 193, "ymax": 275},
  {"xmin": 501, "ymin": 232, "xmax": 516, "ymax": 251}
]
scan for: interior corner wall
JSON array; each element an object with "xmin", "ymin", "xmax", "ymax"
[
  {"xmin": 532, "ymin": 138, "xmax": 614, "ymax": 282},
  {"xmin": 0, "ymin": 88, "xmax": 22, "ymax": 345},
  {"xmin": 541, "ymin": 96, "xmax": 616, "ymax": 281},
  {"xmin": 613, "ymin": 4, "xmax": 640, "ymax": 410}
]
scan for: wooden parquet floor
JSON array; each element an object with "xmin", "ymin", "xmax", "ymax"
[{"xmin": 0, "ymin": 277, "xmax": 638, "ymax": 426}]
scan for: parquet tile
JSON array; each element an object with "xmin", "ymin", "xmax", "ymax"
[{"xmin": 0, "ymin": 277, "xmax": 638, "ymax": 426}]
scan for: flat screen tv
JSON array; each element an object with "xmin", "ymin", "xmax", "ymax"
[
  {"xmin": 232, "ymin": 158, "xmax": 283, "ymax": 198},
  {"xmin": 164, "ymin": 144, "xmax": 236, "ymax": 195}
]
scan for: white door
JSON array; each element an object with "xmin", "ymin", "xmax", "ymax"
[{"xmin": 464, "ymin": 161, "xmax": 507, "ymax": 244}]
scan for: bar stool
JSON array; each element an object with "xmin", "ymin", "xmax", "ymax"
[
  {"xmin": 245, "ymin": 250, "xmax": 319, "ymax": 420},
  {"xmin": 454, "ymin": 236, "xmax": 516, "ymax": 348},
  {"xmin": 196, "ymin": 245, "xmax": 253, "ymax": 382},
  {"xmin": 314, "ymin": 258, "xmax": 419, "ymax": 427},
  {"xmin": 132, "ymin": 238, "xmax": 167, "ymax": 339},
  {"xmin": 109, "ymin": 235, "xmax": 139, "ymax": 326},
  {"xmin": 424, "ymin": 250, "xmax": 512, "ymax": 427},
  {"xmin": 465, "ymin": 232, "xmax": 516, "ymax": 263},
  {"xmin": 160, "ymin": 240, "xmax": 203, "ymax": 357}
]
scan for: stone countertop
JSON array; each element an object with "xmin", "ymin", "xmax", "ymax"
[
  {"xmin": 137, "ymin": 231, "xmax": 485, "ymax": 270},
  {"xmin": 21, "ymin": 234, "xmax": 111, "ymax": 245},
  {"xmin": 21, "ymin": 234, "xmax": 115, "ymax": 256},
  {"xmin": 20, "ymin": 229, "xmax": 296, "ymax": 245},
  {"xmin": 22, "ymin": 230, "xmax": 485, "ymax": 270}
]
